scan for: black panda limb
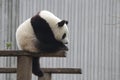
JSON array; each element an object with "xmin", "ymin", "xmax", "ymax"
[{"xmin": 32, "ymin": 57, "xmax": 44, "ymax": 77}]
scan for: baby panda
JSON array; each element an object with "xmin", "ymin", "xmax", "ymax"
[{"xmin": 16, "ymin": 10, "xmax": 69, "ymax": 77}]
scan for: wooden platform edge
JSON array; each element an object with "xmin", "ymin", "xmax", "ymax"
[
  {"xmin": 0, "ymin": 68, "xmax": 82, "ymax": 74},
  {"xmin": 0, "ymin": 50, "xmax": 67, "ymax": 57}
]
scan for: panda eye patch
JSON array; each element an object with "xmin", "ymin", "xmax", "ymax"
[{"xmin": 62, "ymin": 33, "xmax": 66, "ymax": 39}]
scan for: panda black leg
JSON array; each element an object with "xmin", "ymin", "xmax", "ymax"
[{"xmin": 32, "ymin": 57, "xmax": 44, "ymax": 77}]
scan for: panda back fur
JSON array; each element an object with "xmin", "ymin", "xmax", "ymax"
[{"xmin": 16, "ymin": 18, "xmax": 39, "ymax": 52}]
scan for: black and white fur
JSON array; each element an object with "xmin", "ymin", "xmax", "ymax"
[{"xmin": 16, "ymin": 10, "xmax": 69, "ymax": 77}]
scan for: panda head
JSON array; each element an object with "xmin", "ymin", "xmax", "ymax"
[
  {"xmin": 57, "ymin": 20, "xmax": 69, "ymax": 44},
  {"xmin": 39, "ymin": 10, "xmax": 69, "ymax": 44}
]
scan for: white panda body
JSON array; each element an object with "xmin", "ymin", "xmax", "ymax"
[{"xmin": 16, "ymin": 18, "xmax": 39, "ymax": 52}]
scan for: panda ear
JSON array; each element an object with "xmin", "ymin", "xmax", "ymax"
[
  {"xmin": 58, "ymin": 20, "xmax": 68, "ymax": 27},
  {"xmin": 65, "ymin": 21, "xmax": 68, "ymax": 25}
]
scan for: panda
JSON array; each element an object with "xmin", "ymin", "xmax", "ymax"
[{"xmin": 16, "ymin": 10, "xmax": 69, "ymax": 77}]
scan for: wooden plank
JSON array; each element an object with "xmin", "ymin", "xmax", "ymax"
[
  {"xmin": 0, "ymin": 68, "xmax": 16, "ymax": 73},
  {"xmin": 42, "ymin": 68, "xmax": 82, "ymax": 74},
  {"xmin": 17, "ymin": 56, "xmax": 32, "ymax": 80},
  {"xmin": 38, "ymin": 73, "xmax": 51, "ymax": 80},
  {"xmin": 0, "ymin": 68, "xmax": 82, "ymax": 74},
  {"xmin": 0, "ymin": 50, "xmax": 66, "ymax": 57}
]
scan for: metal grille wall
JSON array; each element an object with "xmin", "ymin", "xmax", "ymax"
[{"xmin": 0, "ymin": 0, "xmax": 120, "ymax": 80}]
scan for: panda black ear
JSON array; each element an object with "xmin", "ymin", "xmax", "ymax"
[
  {"xmin": 58, "ymin": 20, "xmax": 68, "ymax": 27},
  {"xmin": 65, "ymin": 21, "xmax": 68, "ymax": 25}
]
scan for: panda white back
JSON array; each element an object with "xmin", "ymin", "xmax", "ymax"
[{"xmin": 16, "ymin": 18, "xmax": 39, "ymax": 52}]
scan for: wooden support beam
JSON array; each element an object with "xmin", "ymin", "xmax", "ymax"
[
  {"xmin": 0, "ymin": 68, "xmax": 82, "ymax": 74},
  {"xmin": 0, "ymin": 50, "xmax": 66, "ymax": 57},
  {"xmin": 17, "ymin": 56, "xmax": 32, "ymax": 80},
  {"xmin": 0, "ymin": 68, "xmax": 16, "ymax": 73},
  {"xmin": 42, "ymin": 68, "xmax": 82, "ymax": 74}
]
